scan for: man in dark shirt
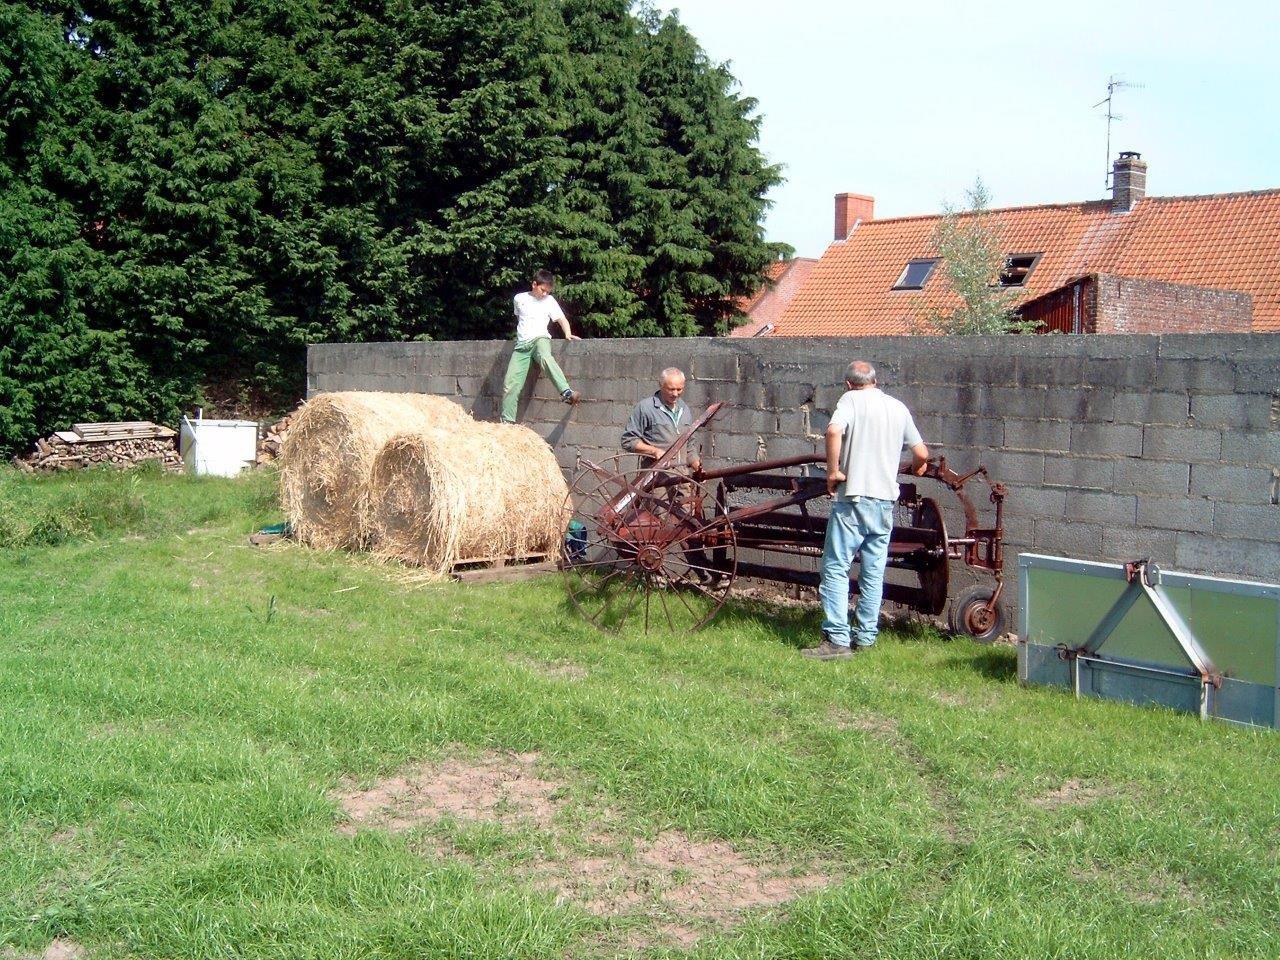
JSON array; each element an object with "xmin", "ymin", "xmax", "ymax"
[
  {"xmin": 621, "ymin": 368, "xmax": 701, "ymax": 470},
  {"xmin": 620, "ymin": 368, "xmax": 711, "ymax": 584}
]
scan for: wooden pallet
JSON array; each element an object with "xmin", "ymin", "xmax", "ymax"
[
  {"xmin": 69, "ymin": 421, "xmax": 176, "ymax": 443},
  {"xmin": 451, "ymin": 553, "xmax": 558, "ymax": 584}
]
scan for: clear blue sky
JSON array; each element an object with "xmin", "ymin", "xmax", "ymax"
[{"xmin": 656, "ymin": 0, "xmax": 1280, "ymax": 258}]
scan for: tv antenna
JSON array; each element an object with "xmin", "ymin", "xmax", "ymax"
[{"xmin": 1094, "ymin": 75, "xmax": 1144, "ymax": 189}]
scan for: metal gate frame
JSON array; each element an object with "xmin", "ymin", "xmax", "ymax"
[{"xmin": 1017, "ymin": 553, "xmax": 1280, "ymax": 729}]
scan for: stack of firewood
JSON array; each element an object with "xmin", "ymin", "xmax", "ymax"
[
  {"xmin": 256, "ymin": 411, "xmax": 297, "ymax": 465},
  {"xmin": 14, "ymin": 422, "xmax": 183, "ymax": 473}
]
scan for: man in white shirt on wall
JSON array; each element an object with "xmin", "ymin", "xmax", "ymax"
[
  {"xmin": 803, "ymin": 360, "xmax": 930, "ymax": 660},
  {"xmin": 500, "ymin": 269, "xmax": 582, "ymax": 424}
]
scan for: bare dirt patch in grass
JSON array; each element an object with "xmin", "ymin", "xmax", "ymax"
[
  {"xmin": 1030, "ymin": 779, "xmax": 1116, "ymax": 810},
  {"xmin": 335, "ymin": 750, "xmax": 563, "ymax": 835},
  {"xmin": 825, "ymin": 707, "xmax": 900, "ymax": 736},
  {"xmin": 336, "ymin": 751, "xmax": 831, "ymax": 948},
  {"xmin": 931, "ymin": 689, "xmax": 980, "ymax": 708},
  {"xmin": 90, "ymin": 718, "xmax": 172, "ymax": 740},
  {"xmin": 639, "ymin": 831, "xmax": 827, "ymax": 921},
  {"xmin": 849, "ymin": 714, "xmax": 901, "ymax": 737},
  {"xmin": 49, "ymin": 825, "xmax": 83, "ymax": 846},
  {"xmin": 511, "ymin": 656, "xmax": 588, "ymax": 681},
  {"xmin": 291, "ymin": 606, "xmax": 334, "ymax": 618},
  {"xmin": 1071, "ymin": 863, "xmax": 1201, "ymax": 907},
  {"xmin": 1129, "ymin": 870, "xmax": 1202, "ymax": 906},
  {"xmin": 3, "ymin": 939, "xmax": 87, "ymax": 960},
  {"xmin": 533, "ymin": 830, "xmax": 829, "ymax": 950}
]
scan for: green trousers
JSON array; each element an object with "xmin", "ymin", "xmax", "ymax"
[{"xmin": 501, "ymin": 337, "xmax": 571, "ymax": 423}]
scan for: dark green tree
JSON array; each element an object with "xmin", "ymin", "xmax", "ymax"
[
  {"xmin": 0, "ymin": 0, "xmax": 784, "ymax": 455},
  {"xmin": 633, "ymin": 5, "xmax": 785, "ymax": 335}
]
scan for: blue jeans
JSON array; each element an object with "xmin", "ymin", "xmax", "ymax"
[{"xmin": 820, "ymin": 496, "xmax": 894, "ymax": 648}]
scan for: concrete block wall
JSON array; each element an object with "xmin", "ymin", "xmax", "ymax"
[{"xmin": 309, "ymin": 334, "xmax": 1280, "ymax": 592}]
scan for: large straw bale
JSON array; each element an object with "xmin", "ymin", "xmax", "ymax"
[
  {"xmin": 280, "ymin": 392, "xmax": 472, "ymax": 549},
  {"xmin": 368, "ymin": 422, "xmax": 569, "ymax": 572}
]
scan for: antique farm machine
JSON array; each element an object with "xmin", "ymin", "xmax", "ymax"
[{"xmin": 561, "ymin": 403, "xmax": 1009, "ymax": 638}]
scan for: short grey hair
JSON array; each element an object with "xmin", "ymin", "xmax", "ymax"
[
  {"xmin": 659, "ymin": 367, "xmax": 686, "ymax": 383},
  {"xmin": 845, "ymin": 360, "xmax": 876, "ymax": 385}
]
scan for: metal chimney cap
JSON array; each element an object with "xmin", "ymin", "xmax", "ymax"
[{"xmin": 1118, "ymin": 150, "xmax": 1142, "ymax": 160}]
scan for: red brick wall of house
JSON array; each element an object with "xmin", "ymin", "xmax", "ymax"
[{"xmin": 1096, "ymin": 276, "xmax": 1253, "ymax": 334}]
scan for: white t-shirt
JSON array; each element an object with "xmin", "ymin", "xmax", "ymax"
[
  {"xmin": 828, "ymin": 387, "xmax": 924, "ymax": 501},
  {"xmin": 514, "ymin": 291, "xmax": 566, "ymax": 342}
]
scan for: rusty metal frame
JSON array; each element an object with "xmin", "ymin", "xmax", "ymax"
[{"xmin": 566, "ymin": 401, "xmax": 1007, "ymax": 631}]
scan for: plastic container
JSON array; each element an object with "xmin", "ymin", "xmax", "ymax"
[{"xmin": 179, "ymin": 415, "xmax": 259, "ymax": 477}]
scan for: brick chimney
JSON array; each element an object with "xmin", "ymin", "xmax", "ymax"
[
  {"xmin": 1111, "ymin": 151, "xmax": 1147, "ymax": 212},
  {"xmin": 834, "ymin": 193, "xmax": 874, "ymax": 240}
]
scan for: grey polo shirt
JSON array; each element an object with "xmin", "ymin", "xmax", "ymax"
[
  {"xmin": 830, "ymin": 387, "xmax": 923, "ymax": 501},
  {"xmin": 621, "ymin": 393, "xmax": 693, "ymax": 458}
]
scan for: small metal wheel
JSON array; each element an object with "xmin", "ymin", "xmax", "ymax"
[
  {"xmin": 561, "ymin": 463, "xmax": 736, "ymax": 633},
  {"xmin": 948, "ymin": 584, "xmax": 1007, "ymax": 642}
]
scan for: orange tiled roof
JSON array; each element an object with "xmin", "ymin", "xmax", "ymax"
[
  {"xmin": 775, "ymin": 190, "xmax": 1280, "ymax": 335},
  {"xmin": 729, "ymin": 257, "xmax": 817, "ymax": 337}
]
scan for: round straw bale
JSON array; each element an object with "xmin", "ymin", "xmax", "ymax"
[
  {"xmin": 280, "ymin": 392, "xmax": 472, "ymax": 550},
  {"xmin": 367, "ymin": 422, "xmax": 569, "ymax": 572}
]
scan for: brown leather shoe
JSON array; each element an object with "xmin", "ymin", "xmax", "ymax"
[{"xmin": 801, "ymin": 639, "xmax": 854, "ymax": 660}]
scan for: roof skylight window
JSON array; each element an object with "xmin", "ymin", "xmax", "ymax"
[
  {"xmin": 893, "ymin": 259, "xmax": 938, "ymax": 291},
  {"xmin": 999, "ymin": 253, "xmax": 1041, "ymax": 287}
]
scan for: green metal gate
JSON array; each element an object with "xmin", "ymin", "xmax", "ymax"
[{"xmin": 1018, "ymin": 554, "xmax": 1280, "ymax": 729}]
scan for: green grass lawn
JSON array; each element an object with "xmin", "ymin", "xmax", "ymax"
[{"xmin": 1, "ymin": 466, "xmax": 1278, "ymax": 959}]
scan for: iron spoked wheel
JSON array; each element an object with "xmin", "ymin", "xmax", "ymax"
[
  {"xmin": 912, "ymin": 497, "xmax": 950, "ymax": 616},
  {"xmin": 561, "ymin": 465, "xmax": 736, "ymax": 633},
  {"xmin": 947, "ymin": 584, "xmax": 1007, "ymax": 642}
]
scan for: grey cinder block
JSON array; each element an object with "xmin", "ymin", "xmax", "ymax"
[
  {"xmin": 1213, "ymin": 502, "xmax": 1280, "ymax": 542},
  {"xmin": 979, "ymin": 450, "xmax": 1046, "ymax": 486},
  {"xmin": 1102, "ymin": 526, "xmax": 1179, "ymax": 564},
  {"xmin": 1112, "ymin": 390, "xmax": 1189, "ymax": 425},
  {"xmin": 1141, "ymin": 425, "xmax": 1223, "ymax": 462},
  {"xmin": 1044, "ymin": 456, "xmax": 1114, "ymax": 491},
  {"xmin": 1033, "ymin": 519, "xmax": 1104, "ymax": 557},
  {"xmin": 1135, "ymin": 496, "xmax": 1214, "ymax": 533},
  {"xmin": 1113, "ymin": 458, "xmax": 1190, "ymax": 495},
  {"xmin": 1189, "ymin": 463, "xmax": 1278, "ymax": 503},
  {"xmin": 1003, "ymin": 418, "xmax": 1072, "ymax": 452},
  {"xmin": 1220, "ymin": 431, "xmax": 1280, "ymax": 465},
  {"xmin": 1070, "ymin": 422, "xmax": 1144, "ymax": 457},
  {"xmin": 931, "ymin": 416, "xmax": 1005, "ymax": 449},
  {"xmin": 1006, "ymin": 487, "xmax": 1069, "ymax": 521},
  {"xmin": 1039, "ymin": 387, "xmax": 1115, "ymax": 422},
  {"xmin": 1189, "ymin": 393, "xmax": 1274, "ymax": 431},
  {"xmin": 1175, "ymin": 533, "xmax": 1280, "ymax": 581},
  {"xmin": 1065, "ymin": 491, "xmax": 1137, "ymax": 525}
]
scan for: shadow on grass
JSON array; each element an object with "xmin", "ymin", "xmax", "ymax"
[
  {"xmin": 942, "ymin": 647, "xmax": 1017, "ymax": 683},
  {"xmin": 883, "ymin": 613, "xmax": 948, "ymax": 645},
  {"xmin": 552, "ymin": 575, "xmax": 1008, "ymax": 669},
  {"xmin": 710, "ymin": 596, "xmax": 822, "ymax": 650},
  {"xmin": 555, "ymin": 588, "xmax": 823, "ymax": 650}
]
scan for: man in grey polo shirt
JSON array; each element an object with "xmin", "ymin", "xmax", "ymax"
[
  {"xmin": 804, "ymin": 359, "xmax": 929, "ymax": 660},
  {"xmin": 620, "ymin": 368, "xmax": 702, "ymax": 471}
]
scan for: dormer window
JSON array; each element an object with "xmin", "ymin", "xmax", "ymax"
[
  {"xmin": 999, "ymin": 253, "xmax": 1041, "ymax": 287},
  {"xmin": 893, "ymin": 259, "xmax": 938, "ymax": 291}
]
